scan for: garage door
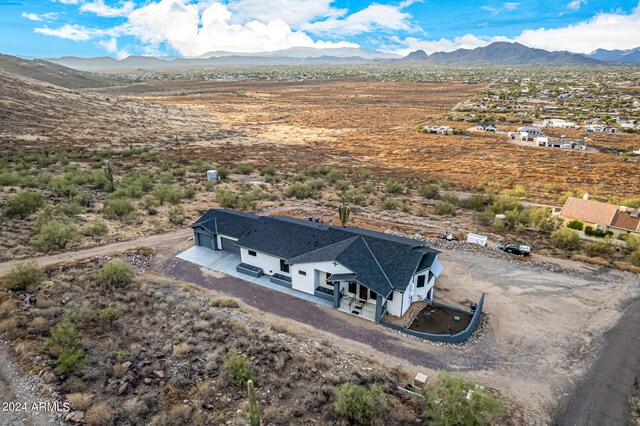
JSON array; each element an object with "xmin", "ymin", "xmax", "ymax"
[
  {"xmin": 196, "ymin": 232, "xmax": 213, "ymax": 250},
  {"xmin": 221, "ymin": 237, "xmax": 240, "ymax": 254}
]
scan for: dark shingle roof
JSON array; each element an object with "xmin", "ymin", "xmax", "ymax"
[
  {"xmin": 194, "ymin": 210, "xmax": 440, "ymax": 295},
  {"xmin": 193, "ymin": 209, "xmax": 258, "ymax": 239}
]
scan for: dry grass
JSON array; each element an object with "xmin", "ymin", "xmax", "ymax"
[
  {"xmin": 66, "ymin": 393, "xmax": 93, "ymax": 411},
  {"xmin": 171, "ymin": 342, "xmax": 192, "ymax": 358},
  {"xmin": 572, "ymin": 254, "xmax": 611, "ymax": 266},
  {"xmin": 211, "ymin": 297, "xmax": 240, "ymax": 308},
  {"xmin": 613, "ymin": 261, "xmax": 640, "ymax": 273},
  {"xmin": 85, "ymin": 402, "xmax": 114, "ymax": 426},
  {"xmin": 0, "ymin": 317, "xmax": 18, "ymax": 333},
  {"xmin": 30, "ymin": 316, "xmax": 48, "ymax": 333},
  {"xmin": 0, "ymin": 300, "xmax": 15, "ymax": 318}
]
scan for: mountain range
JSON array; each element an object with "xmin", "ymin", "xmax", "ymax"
[{"xmin": 4, "ymin": 42, "xmax": 638, "ymax": 74}]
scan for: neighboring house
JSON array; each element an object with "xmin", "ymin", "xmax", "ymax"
[
  {"xmin": 192, "ymin": 209, "xmax": 443, "ymax": 322},
  {"xmin": 517, "ymin": 126, "xmax": 542, "ymax": 135},
  {"xmin": 559, "ymin": 196, "xmax": 640, "ymax": 236},
  {"xmin": 423, "ymin": 125, "xmax": 452, "ymax": 135},
  {"xmin": 586, "ymin": 124, "xmax": 617, "ymax": 134},
  {"xmin": 543, "ymin": 119, "xmax": 577, "ymax": 129},
  {"xmin": 477, "ymin": 122, "xmax": 497, "ymax": 132}
]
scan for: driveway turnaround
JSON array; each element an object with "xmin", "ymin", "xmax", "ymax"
[
  {"xmin": 557, "ymin": 298, "xmax": 640, "ymax": 426},
  {"xmin": 162, "ymin": 255, "xmax": 494, "ymax": 371},
  {"xmin": 177, "ymin": 246, "xmax": 333, "ymax": 308}
]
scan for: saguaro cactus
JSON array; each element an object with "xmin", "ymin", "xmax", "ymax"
[
  {"xmin": 338, "ymin": 201, "xmax": 351, "ymax": 227},
  {"xmin": 104, "ymin": 162, "xmax": 114, "ymax": 192},
  {"xmin": 247, "ymin": 379, "xmax": 260, "ymax": 426}
]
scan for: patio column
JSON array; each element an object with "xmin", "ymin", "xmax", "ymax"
[
  {"xmin": 375, "ymin": 294, "xmax": 384, "ymax": 323},
  {"xmin": 333, "ymin": 282, "xmax": 341, "ymax": 308}
]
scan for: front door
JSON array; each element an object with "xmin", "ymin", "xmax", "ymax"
[{"xmin": 359, "ymin": 285, "xmax": 368, "ymax": 301}]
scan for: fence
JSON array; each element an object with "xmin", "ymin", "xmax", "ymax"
[{"xmin": 381, "ymin": 293, "xmax": 485, "ymax": 344}]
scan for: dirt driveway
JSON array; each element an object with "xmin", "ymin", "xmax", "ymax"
[{"xmin": 161, "ymin": 245, "xmax": 640, "ymax": 420}]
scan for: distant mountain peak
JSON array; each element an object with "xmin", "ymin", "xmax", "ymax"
[{"xmin": 402, "ymin": 50, "xmax": 428, "ymax": 60}]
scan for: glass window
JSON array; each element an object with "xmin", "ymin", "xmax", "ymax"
[
  {"xmin": 369, "ymin": 290, "xmax": 377, "ymax": 300},
  {"xmin": 279, "ymin": 259, "xmax": 290, "ymax": 273},
  {"xmin": 248, "ymin": 250, "xmax": 257, "ymax": 257},
  {"xmin": 417, "ymin": 275, "xmax": 426, "ymax": 288},
  {"xmin": 298, "ymin": 270, "xmax": 306, "ymax": 276},
  {"xmin": 387, "ymin": 292, "xmax": 394, "ymax": 301},
  {"xmin": 348, "ymin": 281, "xmax": 357, "ymax": 294}
]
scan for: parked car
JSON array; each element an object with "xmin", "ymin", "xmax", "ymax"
[{"xmin": 499, "ymin": 243, "xmax": 531, "ymax": 256}]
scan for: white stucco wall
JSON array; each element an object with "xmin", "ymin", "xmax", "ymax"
[
  {"xmin": 239, "ymin": 248, "xmax": 288, "ymax": 277},
  {"xmin": 290, "ymin": 261, "xmax": 352, "ymax": 294},
  {"xmin": 386, "ymin": 290, "xmax": 403, "ymax": 316},
  {"xmin": 386, "ymin": 269, "xmax": 436, "ymax": 318}
]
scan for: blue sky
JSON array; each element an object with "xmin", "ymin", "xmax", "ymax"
[{"xmin": 1, "ymin": 0, "xmax": 639, "ymax": 58}]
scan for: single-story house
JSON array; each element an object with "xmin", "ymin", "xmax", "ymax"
[
  {"xmin": 423, "ymin": 125, "xmax": 452, "ymax": 135},
  {"xmin": 192, "ymin": 209, "xmax": 443, "ymax": 322},
  {"xmin": 477, "ymin": 122, "xmax": 497, "ymax": 132},
  {"xmin": 517, "ymin": 126, "xmax": 542, "ymax": 135},
  {"xmin": 543, "ymin": 119, "xmax": 577, "ymax": 129},
  {"xmin": 559, "ymin": 196, "xmax": 640, "ymax": 236}
]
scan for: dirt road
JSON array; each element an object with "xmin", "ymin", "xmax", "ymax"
[
  {"xmin": 0, "ymin": 229, "xmax": 192, "ymax": 277},
  {"xmin": 557, "ymin": 298, "xmax": 640, "ymax": 426}
]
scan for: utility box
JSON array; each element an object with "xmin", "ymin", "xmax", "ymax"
[
  {"xmin": 207, "ymin": 170, "xmax": 220, "ymax": 182},
  {"xmin": 466, "ymin": 233, "xmax": 488, "ymax": 247},
  {"xmin": 414, "ymin": 373, "xmax": 428, "ymax": 389}
]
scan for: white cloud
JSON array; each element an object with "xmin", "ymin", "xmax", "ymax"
[
  {"xmin": 80, "ymin": 0, "xmax": 135, "ymax": 18},
  {"xmin": 97, "ymin": 37, "xmax": 117, "ymax": 52},
  {"xmin": 35, "ymin": 24, "xmax": 97, "ymax": 41},
  {"xmin": 567, "ymin": 0, "xmax": 587, "ymax": 11},
  {"xmin": 22, "ymin": 12, "xmax": 59, "ymax": 22},
  {"xmin": 481, "ymin": 2, "xmax": 519, "ymax": 15},
  {"xmin": 391, "ymin": 34, "xmax": 508, "ymax": 55},
  {"xmin": 302, "ymin": 4, "xmax": 414, "ymax": 36},
  {"xmin": 227, "ymin": 0, "xmax": 345, "ymax": 27},
  {"xmin": 515, "ymin": 4, "xmax": 640, "ymax": 53},
  {"xmin": 122, "ymin": 0, "xmax": 357, "ymax": 56},
  {"xmin": 52, "ymin": 0, "xmax": 82, "ymax": 4}
]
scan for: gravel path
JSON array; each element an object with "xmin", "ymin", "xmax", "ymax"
[
  {"xmin": 0, "ymin": 229, "xmax": 191, "ymax": 278},
  {"xmin": 557, "ymin": 298, "xmax": 640, "ymax": 426},
  {"xmin": 161, "ymin": 256, "xmax": 493, "ymax": 371}
]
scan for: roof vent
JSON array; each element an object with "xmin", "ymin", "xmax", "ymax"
[{"xmin": 631, "ymin": 209, "xmax": 640, "ymax": 218}]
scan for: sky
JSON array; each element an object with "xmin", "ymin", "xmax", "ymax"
[{"xmin": 0, "ymin": 0, "xmax": 639, "ymax": 59}]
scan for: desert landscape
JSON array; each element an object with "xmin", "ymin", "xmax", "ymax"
[{"xmin": 1, "ymin": 53, "xmax": 639, "ymax": 425}]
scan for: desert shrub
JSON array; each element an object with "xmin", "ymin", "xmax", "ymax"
[
  {"xmin": 381, "ymin": 199, "xmax": 399, "ymax": 210},
  {"xmin": 326, "ymin": 169, "xmax": 344, "ymax": 183},
  {"xmin": 47, "ymin": 319, "xmax": 82, "ymax": 352},
  {"xmin": 172, "ymin": 342, "xmax": 192, "ymax": 358},
  {"xmin": 84, "ymin": 402, "xmax": 114, "ymax": 426},
  {"xmin": 49, "ymin": 178, "xmax": 79, "ymax": 198},
  {"xmin": 183, "ymin": 187, "xmax": 197, "ymax": 199},
  {"xmin": 529, "ymin": 207, "xmax": 560, "ymax": 232},
  {"xmin": 585, "ymin": 239, "xmax": 612, "ymax": 257},
  {"xmin": 5, "ymin": 191, "xmax": 45, "ymax": 218},
  {"xmin": 419, "ymin": 183, "xmax": 440, "ymax": 200},
  {"xmin": 216, "ymin": 167, "xmax": 230, "ymax": 179},
  {"xmin": 474, "ymin": 210, "xmax": 495, "ymax": 226},
  {"xmin": 362, "ymin": 182, "xmax": 376, "ymax": 194},
  {"xmin": 34, "ymin": 220, "xmax": 76, "ymax": 251},
  {"xmin": 259, "ymin": 166, "xmax": 277, "ymax": 177},
  {"xmin": 307, "ymin": 178, "xmax": 326, "ymax": 191},
  {"xmin": 57, "ymin": 202, "xmax": 82, "ymax": 217},
  {"xmin": 75, "ymin": 191, "xmax": 92, "ymax": 207},
  {"xmin": 620, "ymin": 198, "xmax": 640, "ymax": 208},
  {"xmin": 584, "ymin": 226, "xmax": 613, "ymax": 238},
  {"xmin": 434, "ymin": 202, "xmax": 456, "ymax": 216},
  {"xmin": 465, "ymin": 194, "xmax": 493, "ymax": 211},
  {"xmin": 334, "ymin": 179, "xmax": 350, "ymax": 191},
  {"xmin": 168, "ymin": 205, "xmax": 185, "ymax": 225},
  {"xmin": 286, "ymin": 182, "xmax": 314, "ymax": 199},
  {"xmin": 215, "ymin": 188, "xmax": 258, "ymax": 211},
  {"xmin": 334, "ymin": 383, "xmax": 387, "ymax": 425},
  {"xmin": 80, "ymin": 220, "xmax": 109, "ymax": 240},
  {"xmin": 153, "ymin": 185, "xmax": 182, "ymax": 205},
  {"xmin": 97, "ymin": 259, "xmax": 134, "ymax": 288},
  {"xmin": 551, "ymin": 228, "xmax": 580, "ymax": 250},
  {"xmin": 567, "ymin": 220, "xmax": 584, "ymax": 231},
  {"xmin": 141, "ymin": 195, "xmax": 159, "ymax": 214},
  {"xmin": 115, "ymin": 349, "xmax": 129, "ymax": 362},
  {"xmin": 234, "ymin": 164, "xmax": 254, "ymax": 175},
  {"xmin": 488, "ymin": 196, "xmax": 523, "ymax": 214},
  {"xmin": 211, "ymin": 298, "xmax": 240, "ymax": 308},
  {"xmin": 422, "ymin": 372, "xmax": 506, "ymax": 426},
  {"xmin": 103, "ymin": 198, "xmax": 136, "ymax": 219},
  {"xmin": 501, "ymin": 184, "xmax": 530, "ymax": 198},
  {"xmin": 99, "ymin": 305, "xmax": 119, "ymax": 326},
  {"xmin": 56, "ymin": 349, "xmax": 85, "ymax": 374},
  {"xmin": 5, "ymin": 262, "xmax": 41, "ymax": 291},
  {"xmin": 221, "ymin": 348, "xmax": 256, "ymax": 385},
  {"xmin": 385, "ymin": 177, "xmax": 404, "ymax": 194},
  {"xmin": 354, "ymin": 168, "xmax": 372, "ymax": 181},
  {"xmin": 628, "ymin": 249, "xmax": 640, "ymax": 266},
  {"xmin": 622, "ymin": 234, "xmax": 640, "ymax": 252},
  {"xmin": 343, "ymin": 189, "xmax": 365, "ymax": 205},
  {"xmin": 264, "ymin": 174, "xmax": 281, "ymax": 184}
]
